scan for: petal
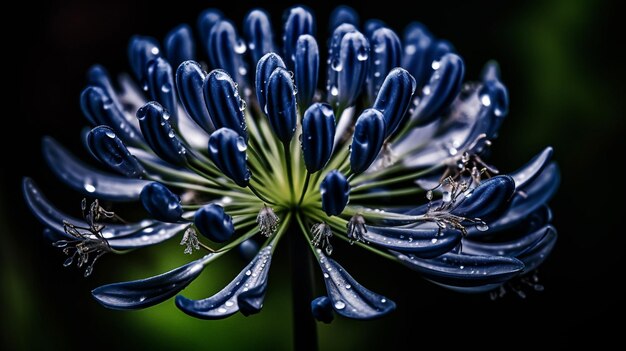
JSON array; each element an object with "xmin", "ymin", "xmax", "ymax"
[
  {"xmin": 92, "ymin": 255, "xmax": 211, "ymax": 310},
  {"xmin": 136, "ymin": 101, "xmax": 189, "ymax": 165},
  {"xmin": 194, "ymin": 204, "xmax": 235, "ymax": 243},
  {"xmin": 329, "ymin": 5, "xmax": 359, "ymax": 30},
  {"xmin": 330, "ymin": 31, "xmax": 370, "ymax": 109},
  {"xmin": 175, "ymin": 60, "xmax": 215, "ymax": 133},
  {"xmin": 294, "ymin": 34, "xmax": 319, "ymax": 108},
  {"xmin": 203, "ymin": 69, "xmax": 248, "ymax": 141},
  {"xmin": 237, "ymin": 239, "xmax": 260, "ymax": 261},
  {"xmin": 321, "ymin": 170, "xmax": 350, "ymax": 216},
  {"xmin": 350, "ymin": 109, "xmax": 386, "ymax": 174},
  {"xmin": 140, "ymin": 182, "xmax": 183, "ymax": 223},
  {"xmin": 255, "ymin": 52, "xmax": 287, "ymax": 111},
  {"xmin": 128, "ymin": 36, "xmax": 161, "ymax": 84},
  {"xmin": 145, "ymin": 57, "xmax": 178, "ymax": 124},
  {"xmin": 87, "ymin": 126, "xmax": 145, "ymax": 178},
  {"xmin": 243, "ymin": 9, "xmax": 275, "ymax": 65},
  {"xmin": 164, "ymin": 24, "xmax": 195, "ymax": 70},
  {"xmin": 311, "ymin": 296, "xmax": 334, "ymax": 323},
  {"xmin": 363, "ymin": 224, "xmax": 461, "ymax": 258},
  {"xmin": 86, "ymin": 65, "xmax": 120, "ymax": 109},
  {"xmin": 301, "ymin": 103, "xmax": 335, "ymax": 173},
  {"xmin": 42, "ymin": 137, "xmax": 150, "ymax": 201},
  {"xmin": 197, "ymin": 9, "xmax": 223, "ymax": 62},
  {"xmin": 206, "ymin": 19, "xmax": 248, "ymax": 84},
  {"xmin": 282, "ymin": 6, "xmax": 316, "ymax": 69},
  {"xmin": 402, "ymin": 22, "xmax": 453, "ymax": 88},
  {"xmin": 510, "ymin": 147, "xmax": 553, "ymax": 188},
  {"xmin": 451, "ymin": 175, "xmax": 516, "ymax": 219},
  {"xmin": 208, "ymin": 128, "xmax": 251, "ymax": 187},
  {"xmin": 318, "ymin": 253, "xmax": 395, "ymax": 320},
  {"xmin": 265, "ymin": 67, "xmax": 298, "ymax": 143},
  {"xmin": 364, "ymin": 19, "xmax": 386, "ymax": 38},
  {"xmin": 373, "ymin": 67, "xmax": 416, "ymax": 138},
  {"xmin": 367, "ymin": 27, "xmax": 402, "ymax": 103},
  {"xmin": 176, "ymin": 246, "xmax": 273, "ymax": 319}
]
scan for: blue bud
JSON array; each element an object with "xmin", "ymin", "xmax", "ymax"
[
  {"xmin": 283, "ymin": 6, "xmax": 315, "ymax": 69},
  {"xmin": 128, "ymin": 36, "xmax": 161, "ymax": 85},
  {"xmin": 176, "ymin": 60, "xmax": 214, "ymax": 133},
  {"xmin": 321, "ymin": 170, "xmax": 350, "ymax": 216},
  {"xmin": 265, "ymin": 67, "xmax": 297, "ymax": 143},
  {"xmin": 208, "ymin": 128, "xmax": 251, "ymax": 187},
  {"xmin": 87, "ymin": 126, "xmax": 145, "ymax": 178},
  {"xmin": 364, "ymin": 19, "xmax": 386, "ymax": 38},
  {"xmin": 197, "ymin": 9, "xmax": 223, "ymax": 60},
  {"xmin": 329, "ymin": 31, "xmax": 370, "ymax": 109},
  {"xmin": 86, "ymin": 65, "xmax": 118, "ymax": 103},
  {"xmin": 243, "ymin": 9, "xmax": 275, "ymax": 65},
  {"xmin": 479, "ymin": 61, "xmax": 509, "ymax": 137},
  {"xmin": 255, "ymin": 53, "xmax": 286, "ymax": 111},
  {"xmin": 410, "ymin": 53, "xmax": 464, "ymax": 126},
  {"xmin": 146, "ymin": 57, "xmax": 178, "ymax": 124},
  {"xmin": 326, "ymin": 24, "xmax": 357, "ymax": 104},
  {"xmin": 237, "ymin": 239, "xmax": 260, "ymax": 261},
  {"xmin": 301, "ymin": 103, "xmax": 335, "ymax": 173},
  {"xmin": 164, "ymin": 24, "xmax": 195, "ymax": 70},
  {"xmin": 311, "ymin": 296, "xmax": 334, "ymax": 323},
  {"xmin": 203, "ymin": 69, "xmax": 248, "ymax": 141},
  {"xmin": 136, "ymin": 101, "xmax": 188, "ymax": 165},
  {"xmin": 194, "ymin": 204, "xmax": 235, "ymax": 243},
  {"xmin": 452, "ymin": 175, "xmax": 515, "ymax": 219},
  {"xmin": 367, "ymin": 27, "xmax": 402, "ymax": 103},
  {"xmin": 294, "ymin": 34, "xmax": 319, "ymax": 108},
  {"xmin": 350, "ymin": 109, "xmax": 386, "ymax": 174},
  {"xmin": 402, "ymin": 23, "xmax": 454, "ymax": 89},
  {"xmin": 140, "ymin": 182, "xmax": 183, "ymax": 223},
  {"xmin": 329, "ymin": 5, "xmax": 359, "ymax": 31},
  {"xmin": 373, "ymin": 68, "xmax": 416, "ymax": 138},
  {"xmin": 207, "ymin": 20, "xmax": 248, "ymax": 83}
]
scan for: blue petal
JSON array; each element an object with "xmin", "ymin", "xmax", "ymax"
[
  {"xmin": 203, "ymin": 69, "xmax": 248, "ymax": 141},
  {"xmin": 294, "ymin": 34, "xmax": 319, "ymax": 109},
  {"xmin": 329, "ymin": 5, "xmax": 359, "ymax": 30},
  {"xmin": 282, "ymin": 6, "xmax": 315, "ymax": 69},
  {"xmin": 301, "ymin": 103, "xmax": 336, "ymax": 173},
  {"xmin": 208, "ymin": 128, "xmax": 251, "ymax": 187},
  {"xmin": 409, "ymin": 53, "xmax": 465, "ymax": 126},
  {"xmin": 364, "ymin": 19, "xmax": 386, "ymax": 38},
  {"xmin": 255, "ymin": 53, "xmax": 286, "ymax": 111},
  {"xmin": 206, "ymin": 19, "xmax": 248, "ymax": 83},
  {"xmin": 243, "ymin": 9, "xmax": 275, "ymax": 65},
  {"xmin": 510, "ymin": 147, "xmax": 553, "ymax": 188},
  {"xmin": 164, "ymin": 24, "xmax": 196, "ymax": 70},
  {"xmin": 318, "ymin": 253, "xmax": 395, "ymax": 319},
  {"xmin": 194, "ymin": 204, "xmax": 235, "ymax": 243},
  {"xmin": 176, "ymin": 246, "xmax": 273, "ymax": 319},
  {"xmin": 140, "ymin": 182, "xmax": 183, "ymax": 223},
  {"xmin": 363, "ymin": 224, "xmax": 461, "ymax": 257},
  {"xmin": 87, "ymin": 126, "xmax": 145, "ymax": 178},
  {"xmin": 367, "ymin": 27, "xmax": 402, "ymax": 103},
  {"xmin": 452, "ymin": 175, "xmax": 515, "ymax": 219},
  {"xmin": 463, "ymin": 225, "xmax": 555, "ymax": 258},
  {"xmin": 311, "ymin": 296, "xmax": 334, "ymax": 323},
  {"xmin": 321, "ymin": 170, "xmax": 350, "ymax": 216},
  {"xmin": 92, "ymin": 255, "xmax": 211, "ymax": 310},
  {"xmin": 42, "ymin": 137, "xmax": 150, "ymax": 201},
  {"xmin": 136, "ymin": 101, "xmax": 189, "ymax": 165},
  {"xmin": 86, "ymin": 65, "xmax": 120, "ymax": 108},
  {"xmin": 402, "ymin": 22, "xmax": 453, "ymax": 88},
  {"xmin": 175, "ymin": 60, "xmax": 214, "ymax": 133},
  {"xmin": 394, "ymin": 251, "xmax": 524, "ymax": 287},
  {"xmin": 128, "ymin": 36, "xmax": 161, "ymax": 85},
  {"xmin": 480, "ymin": 61, "xmax": 509, "ymax": 137},
  {"xmin": 329, "ymin": 31, "xmax": 370, "ymax": 109},
  {"xmin": 197, "ymin": 9, "xmax": 223, "ymax": 62},
  {"xmin": 373, "ymin": 68, "xmax": 416, "ymax": 138},
  {"xmin": 265, "ymin": 67, "xmax": 298, "ymax": 143},
  {"xmin": 350, "ymin": 109, "xmax": 386, "ymax": 174},
  {"xmin": 237, "ymin": 239, "xmax": 260, "ymax": 261},
  {"xmin": 145, "ymin": 57, "xmax": 178, "ymax": 124}
]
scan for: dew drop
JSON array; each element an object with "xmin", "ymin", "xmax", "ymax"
[
  {"xmin": 431, "ymin": 238, "xmax": 438, "ymax": 244},
  {"xmin": 225, "ymin": 300, "xmax": 234, "ymax": 307},
  {"xmin": 105, "ymin": 130, "xmax": 116, "ymax": 139},
  {"xmin": 476, "ymin": 223, "xmax": 489, "ymax": 232},
  {"xmin": 480, "ymin": 94, "xmax": 492, "ymax": 107},
  {"xmin": 84, "ymin": 181, "xmax": 96, "ymax": 193},
  {"xmin": 161, "ymin": 83, "xmax": 172, "ymax": 93},
  {"xmin": 323, "ymin": 273, "xmax": 330, "ymax": 278},
  {"xmin": 245, "ymin": 269, "xmax": 252, "ymax": 276},
  {"xmin": 345, "ymin": 284, "xmax": 351, "ymax": 290},
  {"xmin": 334, "ymin": 301, "xmax": 346, "ymax": 310},
  {"xmin": 218, "ymin": 307, "xmax": 228, "ymax": 313},
  {"xmin": 331, "ymin": 58, "xmax": 343, "ymax": 72},
  {"xmin": 381, "ymin": 298, "xmax": 386, "ymax": 303},
  {"xmin": 234, "ymin": 39, "xmax": 247, "ymax": 54},
  {"xmin": 150, "ymin": 47, "xmax": 160, "ymax": 55},
  {"xmin": 431, "ymin": 60, "xmax": 441, "ymax": 70},
  {"xmin": 330, "ymin": 86, "xmax": 339, "ymax": 96},
  {"xmin": 422, "ymin": 85, "xmax": 431, "ymax": 95},
  {"xmin": 139, "ymin": 296, "xmax": 147, "ymax": 302},
  {"xmin": 442, "ymin": 191, "xmax": 452, "ymax": 203},
  {"xmin": 357, "ymin": 48, "xmax": 369, "ymax": 61},
  {"xmin": 459, "ymin": 265, "xmax": 465, "ymax": 269},
  {"xmin": 238, "ymin": 66, "xmax": 248, "ymax": 76}
]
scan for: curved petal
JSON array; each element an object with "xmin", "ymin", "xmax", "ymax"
[
  {"xmin": 510, "ymin": 147, "xmax": 553, "ymax": 188},
  {"xmin": 363, "ymin": 224, "xmax": 461, "ymax": 257},
  {"xmin": 92, "ymin": 255, "xmax": 211, "ymax": 310},
  {"xmin": 317, "ymin": 252, "xmax": 395, "ymax": 320},
  {"xmin": 42, "ymin": 137, "xmax": 151, "ymax": 201}
]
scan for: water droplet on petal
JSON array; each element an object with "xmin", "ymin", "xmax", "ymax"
[
  {"xmin": 330, "ymin": 86, "xmax": 339, "ymax": 96},
  {"xmin": 476, "ymin": 223, "xmax": 489, "ymax": 232},
  {"xmin": 245, "ymin": 269, "xmax": 252, "ymax": 276},
  {"xmin": 334, "ymin": 301, "xmax": 346, "ymax": 310},
  {"xmin": 481, "ymin": 94, "xmax": 492, "ymax": 107}
]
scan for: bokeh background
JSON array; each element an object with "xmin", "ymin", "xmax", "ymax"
[{"xmin": 4, "ymin": 0, "xmax": 623, "ymax": 349}]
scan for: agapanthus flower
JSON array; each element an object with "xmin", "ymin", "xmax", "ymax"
[{"xmin": 23, "ymin": 3, "xmax": 559, "ymax": 331}]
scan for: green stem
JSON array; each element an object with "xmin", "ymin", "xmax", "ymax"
[
  {"xmin": 248, "ymin": 184, "xmax": 277, "ymax": 205},
  {"xmin": 283, "ymin": 142, "xmax": 295, "ymax": 203},
  {"xmin": 298, "ymin": 171, "xmax": 312, "ymax": 206}
]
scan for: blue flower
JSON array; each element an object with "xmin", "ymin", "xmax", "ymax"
[{"xmin": 23, "ymin": 4, "xmax": 559, "ymax": 324}]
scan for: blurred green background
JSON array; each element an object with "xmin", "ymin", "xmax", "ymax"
[{"xmin": 4, "ymin": 0, "xmax": 623, "ymax": 349}]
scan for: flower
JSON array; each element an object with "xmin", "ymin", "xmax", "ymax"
[{"xmin": 23, "ymin": 4, "xmax": 559, "ymax": 323}]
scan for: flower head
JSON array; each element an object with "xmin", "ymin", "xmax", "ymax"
[{"xmin": 24, "ymin": 4, "xmax": 559, "ymax": 323}]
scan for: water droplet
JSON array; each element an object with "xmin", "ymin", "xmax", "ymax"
[
  {"xmin": 476, "ymin": 223, "xmax": 489, "ymax": 232},
  {"xmin": 334, "ymin": 301, "xmax": 346, "ymax": 310},
  {"xmin": 380, "ymin": 298, "xmax": 386, "ymax": 303},
  {"xmin": 374, "ymin": 72, "xmax": 381, "ymax": 78},
  {"xmin": 323, "ymin": 273, "xmax": 330, "ymax": 278},
  {"xmin": 236, "ymin": 139, "xmax": 248, "ymax": 152},
  {"xmin": 442, "ymin": 191, "xmax": 452, "ymax": 203},
  {"xmin": 431, "ymin": 60, "xmax": 441, "ymax": 70},
  {"xmin": 431, "ymin": 238, "xmax": 438, "ymax": 244},
  {"xmin": 239, "ymin": 99, "xmax": 247, "ymax": 111},
  {"xmin": 225, "ymin": 300, "xmax": 234, "ymax": 307},
  {"xmin": 480, "ymin": 94, "xmax": 492, "ymax": 107},
  {"xmin": 150, "ymin": 47, "xmax": 160, "ymax": 55},
  {"xmin": 84, "ymin": 181, "xmax": 96, "ymax": 193},
  {"xmin": 357, "ymin": 47, "xmax": 369, "ymax": 61},
  {"xmin": 422, "ymin": 85, "xmax": 431, "ymax": 95},
  {"xmin": 234, "ymin": 39, "xmax": 247, "ymax": 54},
  {"xmin": 168, "ymin": 130, "xmax": 175, "ymax": 138},
  {"xmin": 248, "ymin": 42, "xmax": 256, "ymax": 50},
  {"xmin": 405, "ymin": 44, "xmax": 417, "ymax": 55},
  {"xmin": 330, "ymin": 86, "xmax": 339, "ymax": 96},
  {"xmin": 374, "ymin": 59, "xmax": 381, "ymax": 65},
  {"xmin": 218, "ymin": 307, "xmax": 228, "ymax": 313},
  {"xmin": 238, "ymin": 66, "xmax": 247, "ymax": 76},
  {"xmin": 345, "ymin": 284, "xmax": 351, "ymax": 290},
  {"xmin": 139, "ymin": 296, "xmax": 147, "ymax": 302},
  {"xmin": 331, "ymin": 58, "xmax": 343, "ymax": 72},
  {"xmin": 459, "ymin": 265, "xmax": 465, "ymax": 269},
  {"xmin": 426, "ymin": 190, "xmax": 433, "ymax": 201},
  {"xmin": 63, "ymin": 257, "xmax": 73, "ymax": 267},
  {"xmin": 105, "ymin": 130, "xmax": 116, "ymax": 139},
  {"xmin": 245, "ymin": 269, "xmax": 252, "ymax": 276},
  {"xmin": 161, "ymin": 83, "xmax": 172, "ymax": 93}
]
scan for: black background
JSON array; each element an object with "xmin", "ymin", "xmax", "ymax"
[{"xmin": 3, "ymin": 0, "xmax": 624, "ymax": 349}]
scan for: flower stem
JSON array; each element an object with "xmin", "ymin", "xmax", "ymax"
[
  {"xmin": 283, "ymin": 142, "xmax": 295, "ymax": 203},
  {"xmin": 248, "ymin": 184, "xmax": 276, "ymax": 205},
  {"xmin": 298, "ymin": 171, "xmax": 312, "ymax": 206}
]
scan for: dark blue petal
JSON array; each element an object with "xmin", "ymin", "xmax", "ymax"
[
  {"xmin": 294, "ymin": 34, "xmax": 319, "ymax": 108},
  {"xmin": 164, "ymin": 24, "xmax": 195, "ymax": 70},
  {"xmin": 311, "ymin": 296, "xmax": 334, "ymax": 323},
  {"xmin": 105, "ymin": 222, "xmax": 189, "ymax": 249},
  {"xmin": 318, "ymin": 253, "xmax": 395, "ymax": 319},
  {"xmin": 326, "ymin": 24, "xmax": 357, "ymax": 102},
  {"xmin": 265, "ymin": 67, "xmax": 298, "ymax": 143},
  {"xmin": 203, "ymin": 69, "xmax": 248, "ymax": 141},
  {"xmin": 197, "ymin": 8, "xmax": 223, "ymax": 61},
  {"xmin": 367, "ymin": 27, "xmax": 402, "ymax": 103},
  {"xmin": 329, "ymin": 31, "xmax": 370, "ymax": 109},
  {"xmin": 321, "ymin": 170, "xmax": 350, "ymax": 216},
  {"xmin": 136, "ymin": 101, "xmax": 189, "ymax": 165},
  {"xmin": 510, "ymin": 147, "xmax": 553, "ymax": 188},
  {"xmin": 350, "ymin": 109, "xmax": 386, "ymax": 174},
  {"xmin": 145, "ymin": 57, "xmax": 178, "ymax": 124},
  {"xmin": 329, "ymin": 5, "xmax": 359, "ymax": 31},
  {"xmin": 255, "ymin": 53, "xmax": 286, "ymax": 112},
  {"xmin": 283, "ymin": 6, "xmax": 316, "ymax": 69},
  {"xmin": 194, "ymin": 204, "xmax": 235, "ymax": 243},
  {"xmin": 409, "ymin": 53, "xmax": 464, "ymax": 126},
  {"xmin": 515, "ymin": 226, "xmax": 557, "ymax": 272},
  {"xmin": 42, "ymin": 137, "xmax": 150, "ymax": 201},
  {"xmin": 128, "ymin": 36, "xmax": 161, "ymax": 85},
  {"xmin": 301, "ymin": 103, "xmax": 335, "ymax": 173},
  {"xmin": 480, "ymin": 61, "xmax": 509, "ymax": 138},
  {"xmin": 207, "ymin": 20, "xmax": 248, "ymax": 83},
  {"xmin": 208, "ymin": 128, "xmax": 251, "ymax": 187},
  {"xmin": 176, "ymin": 60, "xmax": 214, "ymax": 133},
  {"xmin": 394, "ymin": 251, "xmax": 524, "ymax": 287},
  {"xmin": 243, "ymin": 9, "xmax": 275, "ymax": 65},
  {"xmin": 92, "ymin": 255, "xmax": 211, "ymax": 310},
  {"xmin": 237, "ymin": 239, "xmax": 260, "ymax": 261},
  {"xmin": 80, "ymin": 86, "xmax": 143, "ymax": 146},
  {"xmin": 86, "ymin": 65, "xmax": 119, "ymax": 105},
  {"xmin": 87, "ymin": 126, "xmax": 145, "ymax": 178},
  {"xmin": 373, "ymin": 68, "xmax": 416, "ymax": 138},
  {"xmin": 452, "ymin": 175, "xmax": 516, "ymax": 219},
  {"xmin": 364, "ymin": 19, "xmax": 386, "ymax": 38},
  {"xmin": 364, "ymin": 224, "xmax": 461, "ymax": 258},
  {"xmin": 176, "ymin": 246, "xmax": 273, "ymax": 319},
  {"xmin": 140, "ymin": 182, "xmax": 183, "ymax": 223},
  {"xmin": 402, "ymin": 23, "xmax": 454, "ymax": 89}
]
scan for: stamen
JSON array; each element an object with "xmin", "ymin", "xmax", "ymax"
[
  {"xmin": 346, "ymin": 214, "xmax": 367, "ymax": 244},
  {"xmin": 311, "ymin": 222, "xmax": 334, "ymax": 255},
  {"xmin": 180, "ymin": 227, "xmax": 200, "ymax": 254},
  {"xmin": 256, "ymin": 205, "xmax": 280, "ymax": 237}
]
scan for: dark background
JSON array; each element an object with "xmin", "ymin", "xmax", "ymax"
[{"xmin": 3, "ymin": 0, "xmax": 623, "ymax": 349}]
